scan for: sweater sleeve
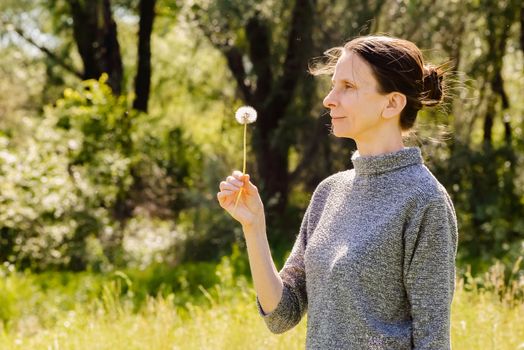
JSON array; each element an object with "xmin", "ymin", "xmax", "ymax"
[
  {"xmin": 403, "ymin": 194, "xmax": 458, "ymax": 350},
  {"xmin": 255, "ymin": 204, "xmax": 310, "ymax": 334}
]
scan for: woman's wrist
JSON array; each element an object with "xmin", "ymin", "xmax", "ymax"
[{"xmin": 242, "ymin": 215, "xmax": 266, "ymax": 236}]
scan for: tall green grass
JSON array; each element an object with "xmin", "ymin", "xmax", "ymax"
[{"xmin": 0, "ymin": 255, "xmax": 522, "ymax": 349}]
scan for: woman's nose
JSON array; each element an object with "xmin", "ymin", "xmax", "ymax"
[{"xmin": 323, "ymin": 90, "xmax": 337, "ymax": 109}]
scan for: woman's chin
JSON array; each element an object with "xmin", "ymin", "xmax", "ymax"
[{"xmin": 332, "ymin": 127, "xmax": 353, "ymax": 139}]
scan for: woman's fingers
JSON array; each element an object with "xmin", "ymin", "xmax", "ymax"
[
  {"xmin": 230, "ymin": 172, "xmax": 255, "ymax": 189},
  {"xmin": 231, "ymin": 174, "xmax": 257, "ymax": 196},
  {"xmin": 221, "ymin": 173, "xmax": 243, "ymax": 187},
  {"xmin": 220, "ymin": 180, "xmax": 242, "ymax": 191},
  {"xmin": 218, "ymin": 189, "xmax": 234, "ymax": 196},
  {"xmin": 217, "ymin": 171, "xmax": 263, "ymax": 227},
  {"xmin": 218, "ymin": 171, "xmax": 257, "ymax": 206},
  {"xmin": 226, "ymin": 176, "xmax": 244, "ymax": 187},
  {"xmin": 217, "ymin": 191, "xmax": 234, "ymax": 207}
]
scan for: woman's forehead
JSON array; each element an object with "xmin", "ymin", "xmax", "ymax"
[{"xmin": 333, "ymin": 52, "xmax": 376, "ymax": 86}]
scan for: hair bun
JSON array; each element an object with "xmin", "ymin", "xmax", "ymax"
[{"xmin": 422, "ymin": 67, "xmax": 443, "ymax": 107}]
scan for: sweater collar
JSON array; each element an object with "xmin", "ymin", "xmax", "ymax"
[{"xmin": 351, "ymin": 147, "xmax": 423, "ymax": 176}]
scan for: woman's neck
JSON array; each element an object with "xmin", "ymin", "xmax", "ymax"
[
  {"xmin": 355, "ymin": 133, "xmax": 405, "ymax": 157},
  {"xmin": 351, "ymin": 117, "xmax": 405, "ymax": 156}
]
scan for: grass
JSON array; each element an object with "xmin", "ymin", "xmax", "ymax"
[{"xmin": 0, "ymin": 256, "xmax": 522, "ymax": 349}]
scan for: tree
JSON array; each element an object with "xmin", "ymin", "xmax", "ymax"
[
  {"xmin": 66, "ymin": 0, "xmax": 124, "ymax": 94},
  {"xmin": 192, "ymin": 0, "xmax": 316, "ymax": 218},
  {"xmin": 133, "ymin": 0, "xmax": 157, "ymax": 112},
  {"xmin": 480, "ymin": 0, "xmax": 517, "ymax": 147},
  {"xmin": 192, "ymin": 0, "xmax": 388, "ymax": 231}
]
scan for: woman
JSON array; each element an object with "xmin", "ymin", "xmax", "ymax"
[{"xmin": 217, "ymin": 35, "xmax": 458, "ymax": 349}]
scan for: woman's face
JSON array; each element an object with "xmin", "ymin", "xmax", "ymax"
[{"xmin": 323, "ymin": 51, "xmax": 389, "ymax": 142}]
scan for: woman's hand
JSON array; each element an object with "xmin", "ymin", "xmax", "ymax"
[{"xmin": 217, "ymin": 170, "xmax": 265, "ymax": 228}]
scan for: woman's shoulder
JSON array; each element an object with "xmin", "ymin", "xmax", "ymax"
[
  {"xmin": 407, "ymin": 164, "xmax": 453, "ymax": 207},
  {"xmin": 312, "ymin": 170, "xmax": 351, "ymax": 196},
  {"xmin": 302, "ymin": 171, "xmax": 350, "ymax": 209}
]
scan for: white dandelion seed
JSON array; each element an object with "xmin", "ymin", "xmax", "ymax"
[{"xmin": 235, "ymin": 106, "xmax": 257, "ymax": 124}]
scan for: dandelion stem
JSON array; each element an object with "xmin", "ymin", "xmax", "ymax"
[
  {"xmin": 243, "ymin": 122, "xmax": 247, "ymax": 174},
  {"xmin": 233, "ymin": 123, "xmax": 247, "ymax": 213}
]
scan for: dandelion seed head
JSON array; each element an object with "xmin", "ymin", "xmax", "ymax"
[{"xmin": 235, "ymin": 106, "xmax": 257, "ymax": 124}]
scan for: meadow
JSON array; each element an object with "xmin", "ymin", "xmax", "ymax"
[{"xmin": 0, "ymin": 252, "xmax": 522, "ymax": 350}]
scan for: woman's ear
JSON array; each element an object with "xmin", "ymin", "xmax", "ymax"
[{"xmin": 381, "ymin": 92, "xmax": 407, "ymax": 119}]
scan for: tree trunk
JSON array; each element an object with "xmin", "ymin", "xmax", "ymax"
[
  {"xmin": 491, "ymin": 70, "xmax": 511, "ymax": 145},
  {"xmin": 482, "ymin": 1, "xmax": 513, "ymax": 148},
  {"xmin": 67, "ymin": 0, "xmax": 123, "ymax": 94},
  {"xmin": 208, "ymin": 0, "xmax": 316, "ymax": 222},
  {"xmin": 133, "ymin": 0, "xmax": 157, "ymax": 112},
  {"xmin": 482, "ymin": 99, "xmax": 494, "ymax": 147},
  {"xmin": 252, "ymin": 0, "xmax": 316, "ymax": 216}
]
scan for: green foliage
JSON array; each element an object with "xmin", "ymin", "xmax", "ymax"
[
  {"xmin": 425, "ymin": 138, "xmax": 524, "ymax": 272},
  {"xmin": 51, "ymin": 74, "xmax": 134, "ymax": 208},
  {"xmin": 46, "ymin": 74, "xmax": 205, "ymax": 269},
  {"xmin": 0, "ymin": 72, "xmax": 206, "ymax": 270},
  {"xmin": 0, "ymin": 117, "xmax": 88, "ymax": 269}
]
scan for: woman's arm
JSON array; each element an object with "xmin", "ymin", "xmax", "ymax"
[
  {"xmin": 217, "ymin": 170, "xmax": 309, "ymax": 333},
  {"xmin": 243, "ymin": 220, "xmax": 284, "ymax": 316},
  {"xmin": 250, "ymin": 205, "xmax": 311, "ymax": 334},
  {"xmin": 403, "ymin": 195, "xmax": 458, "ymax": 350}
]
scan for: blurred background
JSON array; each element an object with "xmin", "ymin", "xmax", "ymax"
[{"xmin": 0, "ymin": 0, "xmax": 523, "ymax": 348}]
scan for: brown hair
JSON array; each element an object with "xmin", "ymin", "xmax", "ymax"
[{"xmin": 309, "ymin": 35, "xmax": 448, "ymax": 131}]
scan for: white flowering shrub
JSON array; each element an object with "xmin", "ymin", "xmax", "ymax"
[
  {"xmin": 0, "ymin": 125, "xmax": 102, "ymax": 268},
  {"xmin": 122, "ymin": 214, "xmax": 185, "ymax": 270},
  {"xmin": 0, "ymin": 76, "xmax": 132, "ymax": 270}
]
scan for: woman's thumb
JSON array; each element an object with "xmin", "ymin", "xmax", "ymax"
[{"xmin": 243, "ymin": 174, "xmax": 257, "ymax": 192}]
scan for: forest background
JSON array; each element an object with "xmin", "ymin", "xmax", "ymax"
[{"xmin": 0, "ymin": 0, "xmax": 523, "ymax": 349}]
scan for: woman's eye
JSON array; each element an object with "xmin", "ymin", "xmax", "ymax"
[{"xmin": 330, "ymin": 84, "xmax": 353, "ymax": 90}]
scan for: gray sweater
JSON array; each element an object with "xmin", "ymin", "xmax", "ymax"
[{"xmin": 256, "ymin": 147, "xmax": 458, "ymax": 349}]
